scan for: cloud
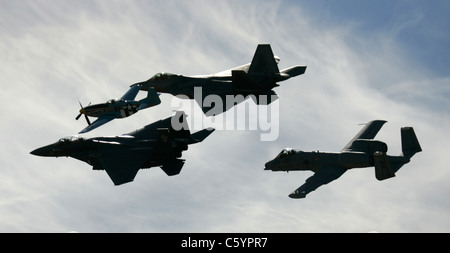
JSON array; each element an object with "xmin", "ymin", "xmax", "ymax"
[{"xmin": 1, "ymin": 0, "xmax": 449, "ymax": 232}]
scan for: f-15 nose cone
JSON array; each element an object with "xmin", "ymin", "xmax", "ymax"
[
  {"xmin": 30, "ymin": 145, "xmax": 55, "ymax": 157},
  {"xmin": 264, "ymin": 161, "xmax": 272, "ymax": 170},
  {"xmin": 30, "ymin": 147, "xmax": 46, "ymax": 156}
]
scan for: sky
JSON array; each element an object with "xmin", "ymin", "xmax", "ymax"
[{"xmin": 1, "ymin": 0, "xmax": 450, "ymax": 232}]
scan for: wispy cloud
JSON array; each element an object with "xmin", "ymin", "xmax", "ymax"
[{"xmin": 1, "ymin": 0, "xmax": 449, "ymax": 232}]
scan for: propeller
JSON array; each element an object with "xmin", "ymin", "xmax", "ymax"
[{"xmin": 76, "ymin": 101, "xmax": 91, "ymax": 125}]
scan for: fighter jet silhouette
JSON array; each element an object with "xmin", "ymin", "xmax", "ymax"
[
  {"xmin": 132, "ymin": 44, "xmax": 306, "ymax": 116},
  {"xmin": 265, "ymin": 120, "xmax": 422, "ymax": 199},
  {"xmin": 32, "ymin": 112, "xmax": 214, "ymax": 185}
]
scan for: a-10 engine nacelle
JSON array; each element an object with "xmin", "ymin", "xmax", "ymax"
[{"xmin": 351, "ymin": 139, "xmax": 388, "ymax": 154}]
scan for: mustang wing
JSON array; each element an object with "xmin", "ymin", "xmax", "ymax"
[
  {"xmin": 289, "ymin": 166, "xmax": 347, "ymax": 199},
  {"xmin": 78, "ymin": 114, "xmax": 117, "ymax": 134}
]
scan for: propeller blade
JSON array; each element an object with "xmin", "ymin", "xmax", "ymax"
[
  {"xmin": 84, "ymin": 114, "xmax": 91, "ymax": 125},
  {"xmin": 76, "ymin": 100, "xmax": 91, "ymax": 125},
  {"xmin": 76, "ymin": 100, "xmax": 84, "ymax": 120}
]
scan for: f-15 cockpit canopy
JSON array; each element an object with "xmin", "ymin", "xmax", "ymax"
[
  {"xmin": 58, "ymin": 136, "xmax": 86, "ymax": 144},
  {"xmin": 150, "ymin": 72, "xmax": 177, "ymax": 81},
  {"xmin": 275, "ymin": 148, "xmax": 299, "ymax": 159}
]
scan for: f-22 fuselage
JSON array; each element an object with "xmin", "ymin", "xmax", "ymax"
[{"xmin": 133, "ymin": 44, "xmax": 306, "ymax": 116}]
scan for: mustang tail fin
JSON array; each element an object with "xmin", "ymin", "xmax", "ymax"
[{"xmin": 139, "ymin": 87, "xmax": 161, "ymax": 109}]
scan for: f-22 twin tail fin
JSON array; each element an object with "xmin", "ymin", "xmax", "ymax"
[{"xmin": 232, "ymin": 44, "xmax": 306, "ymax": 96}]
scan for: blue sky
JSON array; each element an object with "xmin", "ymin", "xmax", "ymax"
[
  {"xmin": 1, "ymin": 0, "xmax": 450, "ymax": 232},
  {"xmin": 301, "ymin": 0, "xmax": 450, "ymax": 75}
]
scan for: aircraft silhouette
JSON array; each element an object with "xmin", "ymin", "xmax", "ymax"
[
  {"xmin": 265, "ymin": 120, "xmax": 422, "ymax": 199},
  {"xmin": 32, "ymin": 112, "xmax": 214, "ymax": 185},
  {"xmin": 132, "ymin": 44, "xmax": 306, "ymax": 116},
  {"xmin": 76, "ymin": 85, "xmax": 160, "ymax": 133}
]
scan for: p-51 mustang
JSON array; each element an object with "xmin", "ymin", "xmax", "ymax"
[
  {"xmin": 76, "ymin": 85, "xmax": 160, "ymax": 134},
  {"xmin": 133, "ymin": 44, "xmax": 306, "ymax": 116},
  {"xmin": 31, "ymin": 111, "xmax": 214, "ymax": 185},
  {"xmin": 265, "ymin": 120, "xmax": 422, "ymax": 199}
]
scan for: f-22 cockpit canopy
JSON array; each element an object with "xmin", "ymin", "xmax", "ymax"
[{"xmin": 150, "ymin": 72, "xmax": 177, "ymax": 81}]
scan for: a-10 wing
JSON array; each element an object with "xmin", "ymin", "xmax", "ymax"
[
  {"xmin": 341, "ymin": 120, "xmax": 387, "ymax": 152},
  {"xmin": 289, "ymin": 166, "xmax": 347, "ymax": 199}
]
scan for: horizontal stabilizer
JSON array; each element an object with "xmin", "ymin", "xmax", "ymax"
[
  {"xmin": 373, "ymin": 151, "xmax": 395, "ymax": 181},
  {"xmin": 280, "ymin": 66, "xmax": 307, "ymax": 78},
  {"xmin": 160, "ymin": 159, "xmax": 185, "ymax": 176},
  {"xmin": 248, "ymin": 89, "xmax": 278, "ymax": 105},
  {"xmin": 190, "ymin": 128, "xmax": 215, "ymax": 144}
]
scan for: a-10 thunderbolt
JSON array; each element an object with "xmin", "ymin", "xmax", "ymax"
[
  {"xmin": 31, "ymin": 112, "xmax": 214, "ymax": 185},
  {"xmin": 264, "ymin": 120, "xmax": 422, "ymax": 199},
  {"xmin": 76, "ymin": 85, "xmax": 160, "ymax": 134},
  {"xmin": 132, "ymin": 44, "xmax": 306, "ymax": 116}
]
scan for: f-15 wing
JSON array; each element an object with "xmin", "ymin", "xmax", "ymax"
[
  {"xmin": 289, "ymin": 166, "xmax": 347, "ymax": 199},
  {"xmin": 98, "ymin": 148, "xmax": 151, "ymax": 185}
]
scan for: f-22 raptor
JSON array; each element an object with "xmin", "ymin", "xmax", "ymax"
[
  {"xmin": 265, "ymin": 120, "xmax": 422, "ymax": 199},
  {"xmin": 31, "ymin": 112, "xmax": 214, "ymax": 185},
  {"xmin": 76, "ymin": 85, "xmax": 160, "ymax": 134},
  {"xmin": 133, "ymin": 44, "xmax": 306, "ymax": 116}
]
